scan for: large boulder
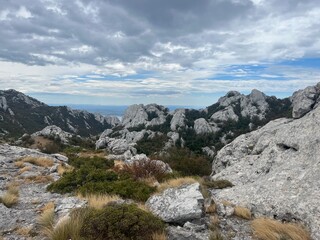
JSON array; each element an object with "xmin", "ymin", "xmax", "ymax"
[
  {"xmin": 170, "ymin": 109, "xmax": 186, "ymax": 131},
  {"xmin": 194, "ymin": 118, "xmax": 219, "ymax": 135},
  {"xmin": 292, "ymin": 83, "xmax": 320, "ymax": 118},
  {"xmin": 31, "ymin": 125, "xmax": 73, "ymax": 144},
  {"xmin": 146, "ymin": 183, "xmax": 204, "ymax": 224},
  {"xmin": 211, "ymin": 103, "xmax": 320, "ymax": 239},
  {"xmin": 167, "ymin": 222, "xmax": 210, "ymax": 240}
]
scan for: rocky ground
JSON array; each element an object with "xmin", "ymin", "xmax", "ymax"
[{"xmin": 0, "ymin": 144, "xmax": 85, "ymax": 240}]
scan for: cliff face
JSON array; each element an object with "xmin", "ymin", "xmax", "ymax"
[
  {"xmin": 0, "ymin": 90, "xmax": 119, "ymax": 137},
  {"xmin": 210, "ymin": 83, "xmax": 320, "ymax": 239}
]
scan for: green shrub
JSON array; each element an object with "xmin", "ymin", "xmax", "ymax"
[
  {"xmin": 136, "ymin": 133, "xmax": 168, "ymax": 156},
  {"xmin": 68, "ymin": 156, "xmax": 114, "ymax": 169},
  {"xmin": 80, "ymin": 204, "xmax": 165, "ymax": 240},
  {"xmin": 159, "ymin": 148, "xmax": 211, "ymax": 176},
  {"xmin": 47, "ymin": 162, "xmax": 155, "ymax": 201},
  {"xmin": 78, "ymin": 178, "xmax": 155, "ymax": 202}
]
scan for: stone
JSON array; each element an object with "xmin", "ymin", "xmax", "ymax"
[
  {"xmin": 211, "ymin": 106, "xmax": 239, "ymax": 122},
  {"xmin": 292, "ymin": 83, "xmax": 320, "ymax": 118},
  {"xmin": 194, "ymin": 118, "xmax": 219, "ymax": 135},
  {"xmin": 31, "ymin": 125, "xmax": 73, "ymax": 144},
  {"xmin": 211, "ymin": 104, "xmax": 320, "ymax": 239},
  {"xmin": 146, "ymin": 183, "xmax": 204, "ymax": 224},
  {"xmin": 170, "ymin": 109, "xmax": 186, "ymax": 131},
  {"xmin": 122, "ymin": 104, "xmax": 148, "ymax": 128},
  {"xmin": 167, "ymin": 222, "xmax": 210, "ymax": 240}
]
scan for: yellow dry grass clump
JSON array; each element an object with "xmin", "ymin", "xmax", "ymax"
[
  {"xmin": 57, "ymin": 163, "xmax": 74, "ymax": 175},
  {"xmin": 206, "ymin": 202, "xmax": 217, "ymax": 214},
  {"xmin": 18, "ymin": 166, "xmax": 32, "ymax": 174},
  {"xmin": 15, "ymin": 226, "xmax": 33, "ymax": 236},
  {"xmin": 251, "ymin": 218, "xmax": 311, "ymax": 240},
  {"xmin": 152, "ymin": 231, "xmax": 168, "ymax": 240},
  {"xmin": 79, "ymin": 194, "xmax": 121, "ymax": 209},
  {"xmin": 14, "ymin": 161, "xmax": 26, "ymax": 168},
  {"xmin": 0, "ymin": 184, "xmax": 19, "ymax": 208},
  {"xmin": 38, "ymin": 202, "xmax": 55, "ymax": 237},
  {"xmin": 157, "ymin": 177, "xmax": 198, "ymax": 193},
  {"xmin": 25, "ymin": 175, "xmax": 54, "ymax": 183},
  {"xmin": 234, "ymin": 206, "xmax": 251, "ymax": 220},
  {"xmin": 20, "ymin": 156, "xmax": 54, "ymax": 167}
]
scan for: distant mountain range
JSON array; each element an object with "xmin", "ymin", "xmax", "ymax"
[{"xmin": 0, "ymin": 89, "xmax": 119, "ymax": 138}]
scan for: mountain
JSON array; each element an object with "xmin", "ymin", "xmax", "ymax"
[
  {"xmin": 96, "ymin": 88, "xmax": 292, "ymax": 159},
  {"xmin": 0, "ymin": 89, "xmax": 120, "ymax": 138},
  {"xmin": 210, "ymin": 82, "xmax": 320, "ymax": 239}
]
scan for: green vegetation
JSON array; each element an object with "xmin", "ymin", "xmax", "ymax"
[
  {"xmin": 80, "ymin": 204, "xmax": 165, "ymax": 240},
  {"xmin": 201, "ymin": 179, "xmax": 234, "ymax": 189},
  {"xmin": 159, "ymin": 147, "xmax": 211, "ymax": 176},
  {"xmin": 147, "ymin": 115, "xmax": 173, "ymax": 133},
  {"xmin": 47, "ymin": 156, "xmax": 155, "ymax": 201},
  {"xmin": 136, "ymin": 133, "xmax": 168, "ymax": 156}
]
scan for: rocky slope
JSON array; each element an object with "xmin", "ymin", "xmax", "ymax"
[
  {"xmin": 0, "ymin": 144, "xmax": 86, "ymax": 239},
  {"xmin": 0, "ymin": 89, "xmax": 119, "ymax": 138},
  {"xmin": 210, "ymin": 83, "xmax": 320, "ymax": 239},
  {"xmin": 96, "ymin": 90, "xmax": 292, "ymax": 159}
]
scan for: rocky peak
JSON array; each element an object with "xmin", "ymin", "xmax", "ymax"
[
  {"xmin": 292, "ymin": 82, "xmax": 320, "ymax": 118},
  {"xmin": 211, "ymin": 102, "xmax": 320, "ymax": 239},
  {"xmin": 249, "ymin": 89, "xmax": 266, "ymax": 103},
  {"xmin": 122, "ymin": 104, "xmax": 148, "ymax": 128}
]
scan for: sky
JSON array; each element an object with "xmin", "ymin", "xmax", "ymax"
[{"xmin": 0, "ymin": 0, "xmax": 320, "ymax": 107}]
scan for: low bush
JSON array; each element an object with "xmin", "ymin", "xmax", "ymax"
[
  {"xmin": 80, "ymin": 204, "xmax": 165, "ymax": 240},
  {"xmin": 158, "ymin": 148, "xmax": 211, "ymax": 176},
  {"xmin": 120, "ymin": 159, "xmax": 169, "ymax": 182},
  {"xmin": 47, "ymin": 157, "xmax": 156, "ymax": 201}
]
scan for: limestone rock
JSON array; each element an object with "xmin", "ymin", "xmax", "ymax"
[
  {"xmin": 211, "ymin": 105, "xmax": 320, "ymax": 239},
  {"xmin": 122, "ymin": 104, "xmax": 148, "ymax": 128},
  {"xmin": 211, "ymin": 106, "xmax": 239, "ymax": 122},
  {"xmin": 194, "ymin": 118, "xmax": 219, "ymax": 135},
  {"xmin": 170, "ymin": 109, "xmax": 186, "ymax": 131},
  {"xmin": 292, "ymin": 83, "xmax": 320, "ymax": 118},
  {"xmin": 167, "ymin": 222, "xmax": 210, "ymax": 240},
  {"xmin": 31, "ymin": 125, "xmax": 73, "ymax": 144},
  {"xmin": 146, "ymin": 183, "xmax": 204, "ymax": 224}
]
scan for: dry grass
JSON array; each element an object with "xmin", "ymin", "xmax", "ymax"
[
  {"xmin": 206, "ymin": 202, "xmax": 217, "ymax": 214},
  {"xmin": 234, "ymin": 206, "xmax": 251, "ymax": 220},
  {"xmin": 20, "ymin": 156, "xmax": 54, "ymax": 168},
  {"xmin": 152, "ymin": 231, "xmax": 167, "ymax": 240},
  {"xmin": 157, "ymin": 177, "xmax": 198, "ymax": 193},
  {"xmin": 79, "ymin": 194, "xmax": 121, "ymax": 209},
  {"xmin": 14, "ymin": 161, "xmax": 26, "ymax": 168},
  {"xmin": 48, "ymin": 209, "xmax": 88, "ymax": 240},
  {"xmin": 0, "ymin": 184, "xmax": 19, "ymax": 208},
  {"xmin": 221, "ymin": 200, "xmax": 233, "ymax": 207},
  {"xmin": 25, "ymin": 175, "xmax": 54, "ymax": 183},
  {"xmin": 40, "ymin": 202, "xmax": 55, "ymax": 213},
  {"xmin": 251, "ymin": 218, "xmax": 311, "ymax": 240},
  {"xmin": 136, "ymin": 202, "xmax": 150, "ymax": 212},
  {"xmin": 18, "ymin": 166, "xmax": 32, "ymax": 174},
  {"xmin": 78, "ymin": 150, "xmax": 105, "ymax": 158},
  {"xmin": 120, "ymin": 159, "xmax": 169, "ymax": 181},
  {"xmin": 57, "ymin": 163, "xmax": 74, "ymax": 175},
  {"xmin": 38, "ymin": 203, "xmax": 55, "ymax": 237},
  {"xmin": 15, "ymin": 226, "xmax": 33, "ymax": 236}
]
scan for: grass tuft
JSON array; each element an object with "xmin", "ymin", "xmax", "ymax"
[
  {"xmin": 38, "ymin": 202, "xmax": 55, "ymax": 237},
  {"xmin": 152, "ymin": 231, "xmax": 168, "ymax": 240},
  {"xmin": 251, "ymin": 218, "xmax": 311, "ymax": 240},
  {"xmin": 80, "ymin": 194, "xmax": 121, "ymax": 209},
  {"xmin": 20, "ymin": 156, "xmax": 54, "ymax": 168},
  {"xmin": 157, "ymin": 177, "xmax": 198, "ymax": 193},
  {"xmin": 234, "ymin": 206, "xmax": 251, "ymax": 220},
  {"xmin": 0, "ymin": 184, "xmax": 20, "ymax": 208}
]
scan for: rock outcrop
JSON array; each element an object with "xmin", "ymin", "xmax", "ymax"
[
  {"xmin": 292, "ymin": 83, "xmax": 320, "ymax": 118},
  {"xmin": 31, "ymin": 125, "xmax": 73, "ymax": 144},
  {"xmin": 0, "ymin": 144, "xmax": 86, "ymax": 239},
  {"xmin": 211, "ymin": 101, "xmax": 320, "ymax": 239},
  {"xmin": 146, "ymin": 183, "xmax": 204, "ymax": 224}
]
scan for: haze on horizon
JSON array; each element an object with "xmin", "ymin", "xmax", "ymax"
[{"xmin": 0, "ymin": 0, "xmax": 319, "ymax": 106}]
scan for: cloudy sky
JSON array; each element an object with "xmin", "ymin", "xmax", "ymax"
[{"xmin": 0, "ymin": 0, "xmax": 319, "ymax": 106}]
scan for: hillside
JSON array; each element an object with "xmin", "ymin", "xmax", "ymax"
[
  {"xmin": 96, "ymin": 89, "xmax": 292, "ymax": 159},
  {"xmin": 0, "ymin": 90, "xmax": 119, "ymax": 138}
]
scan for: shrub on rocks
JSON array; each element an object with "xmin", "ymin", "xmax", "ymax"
[{"xmin": 80, "ymin": 204, "xmax": 165, "ymax": 240}]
